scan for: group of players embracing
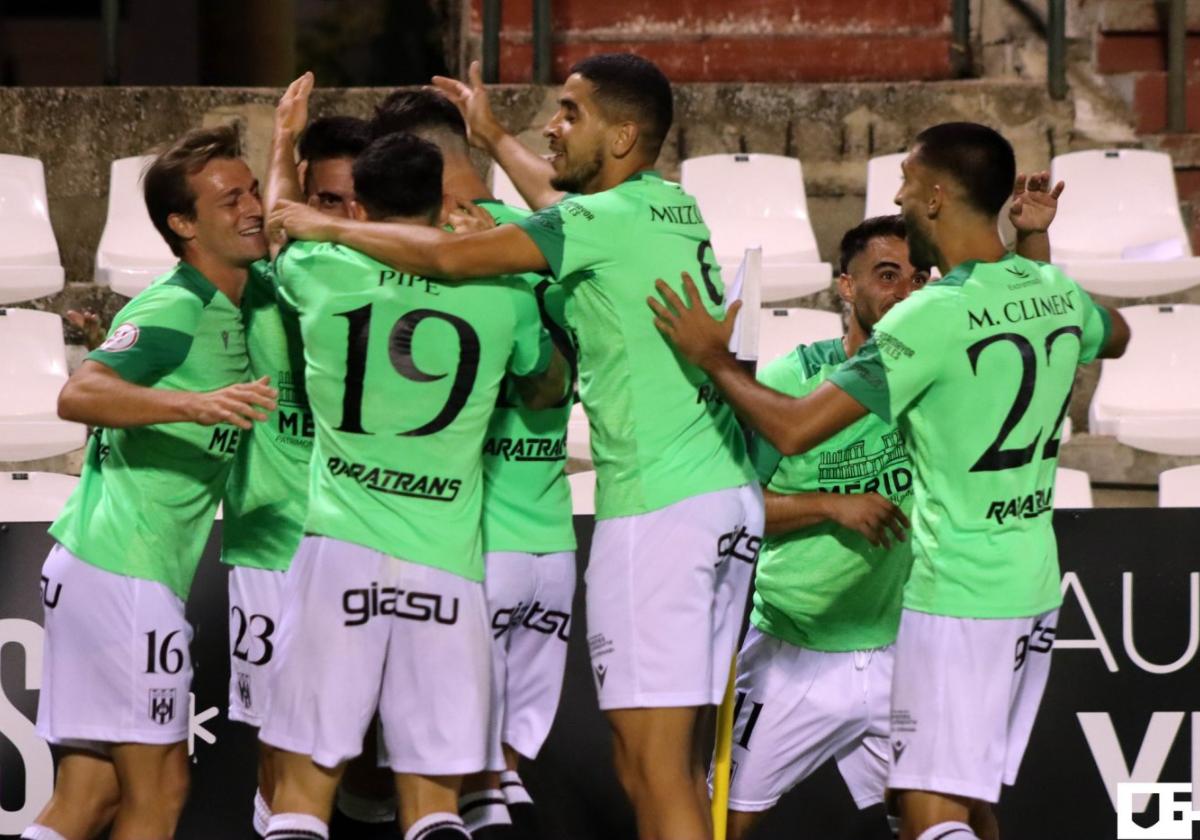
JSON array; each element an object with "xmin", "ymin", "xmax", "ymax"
[{"xmin": 23, "ymin": 50, "xmax": 1129, "ymax": 840}]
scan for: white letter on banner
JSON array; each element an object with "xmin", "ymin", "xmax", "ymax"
[
  {"xmin": 0, "ymin": 619, "xmax": 53, "ymax": 835},
  {"xmin": 1058, "ymin": 572, "xmax": 1119, "ymax": 672},
  {"xmin": 1080, "ymin": 711, "xmax": 1184, "ymax": 812},
  {"xmin": 1123, "ymin": 573, "xmax": 1200, "ymax": 674}
]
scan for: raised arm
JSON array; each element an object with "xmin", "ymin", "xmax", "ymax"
[
  {"xmin": 58, "ymin": 360, "xmax": 277, "ymax": 430},
  {"xmin": 266, "ymin": 73, "xmax": 312, "ymax": 216},
  {"xmin": 1010, "ymin": 171, "xmax": 1064, "ymax": 263},
  {"xmin": 270, "ymin": 200, "xmax": 549, "ymax": 279},
  {"xmin": 433, "ymin": 61, "xmax": 565, "ymax": 210},
  {"xmin": 647, "ymin": 274, "xmax": 868, "ymax": 456}
]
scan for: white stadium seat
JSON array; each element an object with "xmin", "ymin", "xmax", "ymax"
[
  {"xmin": 0, "ymin": 154, "xmax": 64, "ymax": 304},
  {"xmin": 864, "ymin": 153, "xmax": 905, "ymax": 220},
  {"xmin": 0, "ymin": 471, "xmax": 79, "ymax": 523},
  {"xmin": 1053, "ymin": 468, "xmax": 1093, "ymax": 509},
  {"xmin": 1090, "ymin": 304, "xmax": 1200, "ymax": 455},
  {"xmin": 0, "ymin": 308, "xmax": 86, "ymax": 460},
  {"xmin": 681, "ymin": 154, "xmax": 833, "ymax": 303},
  {"xmin": 488, "ymin": 163, "xmax": 530, "ymax": 211},
  {"xmin": 1158, "ymin": 465, "xmax": 1200, "ymax": 507},
  {"xmin": 1050, "ymin": 150, "xmax": 1200, "ymax": 297},
  {"xmin": 568, "ymin": 469, "xmax": 595, "ymax": 516},
  {"xmin": 95, "ymin": 155, "xmax": 176, "ymax": 298},
  {"xmin": 757, "ymin": 308, "xmax": 843, "ymax": 367},
  {"xmin": 567, "ymin": 401, "xmax": 591, "ymax": 462}
]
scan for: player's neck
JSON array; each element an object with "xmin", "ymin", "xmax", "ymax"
[
  {"xmin": 934, "ymin": 222, "xmax": 1007, "ymax": 275},
  {"xmin": 588, "ymin": 159, "xmax": 655, "ymax": 194},
  {"xmin": 443, "ymin": 158, "xmax": 492, "ymax": 203},
  {"xmin": 183, "ymin": 252, "xmax": 249, "ymax": 306},
  {"xmin": 843, "ymin": 317, "xmax": 870, "ymax": 357}
]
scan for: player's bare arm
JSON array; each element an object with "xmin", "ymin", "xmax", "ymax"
[
  {"xmin": 1101, "ymin": 306, "xmax": 1131, "ymax": 358},
  {"xmin": 58, "ymin": 360, "xmax": 277, "ymax": 430},
  {"xmin": 270, "ymin": 198, "xmax": 549, "ymax": 278},
  {"xmin": 765, "ymin": 489, "xmax": 909, "ymax": 547},
  {"xmin": 1010, "ymin": 171, "xmax": 1064, "ymax": 263},
  {"xmin": 512, "ymin": 346, "xmax": 570, "ymax": 410},
  {"xmin": 432, "ymin": 60, "xmax": 565, "ymax": 210},
  {"xmin": 649, "ymin": 273, "xmax": 868, "ymax": 456},
  {"xmin": 267, "ymin": 72, "xmax": 314, "ymax": 220}
]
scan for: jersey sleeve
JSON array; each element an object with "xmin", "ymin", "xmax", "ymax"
[
  {"xmin": 506, "ymin": 282, "xmax": 554, "ymax": 377},
  {"xmin": 87, "ymin": 287, "xmax": 200, "ymax": 386},
  {"xmin": 1075, "ymin": 282, "xmax": 1112, "ymax": 364},
  {"xmin": 511, "ymin": 194, "xmax": 615, "ymax": 281},
  {"xmin": 828, "ymin": 292, "xmax": 950, "ymax": 423}
]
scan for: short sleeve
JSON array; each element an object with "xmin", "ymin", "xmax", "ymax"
[
  {"xmin": 506, "ymin": 283, "xmax": 553, "ymax": 377},
  {"xmin": 829, "ymin": 292, "xmax": 949, "ymax": 423},
  {"xmin": 87, "ymin": 287, "xmax": 199, "ymax": 385},
  {"xmin": 511, "ymin": 195, "xmax": 615, "ymax": 281},
  {"xmin": 1075, "ymin": 283, "xmax": 1112, "ymax": 364}
]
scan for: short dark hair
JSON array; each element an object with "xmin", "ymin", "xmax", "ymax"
[
  {"xmin": 913, "ymin": 122, "xmax": 1015, "ymax": 216},
  {"xmin": 298, "ymin": 116, "xmax": 371, "ymax": 165},
  {"xmin": 839, "ymin": 215, "xmax": 909, "ymax": 275},
  {"xmin": 352, "ymin": 133, "xmax": 443, "ymax": 221},
  {"xmin": 370, "ymin": 89, "xmax": 467, "ymax": 145},
  {"xmin": 144, "ymin": 124, "xmax": 241, "ymax": 257},
  {"xmin": 570, "ymin": 53, "xmax": 673, "ymax": 157}
]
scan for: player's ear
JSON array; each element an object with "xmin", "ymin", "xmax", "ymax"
[
  {"xmin": 927, "ymin": 183, "xmax": 944, "ymax": 220},
  {"xmin": 350, "ymin": 200, "xmax": 369, "ymax": 222},
  {"xmin": 837, "ymin": 273, "xmax": 856, "ymax": 306},
  {"xmin": 611, "ymin": 121, "xmax": 639, "ymax": 159},
  {"xmin": 167, "ymin": 213, "xmax": 196, "ymax": 246}
]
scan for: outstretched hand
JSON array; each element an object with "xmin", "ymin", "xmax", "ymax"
[
  {"xmin": 1010, "ymin": 171, "xmax": 1065, "ymax": 235},
  {"xmin": 275, "ymin": 71, "xmax": 314, "ymax": 137},
  {"xmin": 432, "ymin": 60, "xmax": 503, "ymax": 150},
  {"xmin": 65, "ymin": 309, "xmax": 107, "ymax": 351},
  {"xmin": 269, "ymin": 198, "xmax": 340, "ymax": 244},
  {"xmin": 647, "ymin": 273, "xmax": 741, "ymax": 370},
  {"xmin": 446, "ymin": 199, "xmax": 497, "ymax": 234}
]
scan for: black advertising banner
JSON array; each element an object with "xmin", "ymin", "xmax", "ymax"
[{"xmin": 1, "ymin": 510, "xmax": 1198, "ymax": 839}]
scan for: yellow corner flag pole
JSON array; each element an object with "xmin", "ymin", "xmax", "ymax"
[{"xmin": 711, "ymin": 655, "xmax": 738, "ymax": 840}]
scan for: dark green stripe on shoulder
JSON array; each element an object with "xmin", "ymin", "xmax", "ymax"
[
  {"xmin": 161, "ymin": 261, "xmax": 218, "ymax": 305},
  {"xmin": 795, "ymin": 337, "xmax": 847, "ymax": 378}
]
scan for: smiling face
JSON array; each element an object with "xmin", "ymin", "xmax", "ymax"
[
  {"xmin": 841, "ymin": 234, "xmax": 930, "ymax": 333},
  {"xmin": 543, "ymin": 73, "xmax": 609, "ymax": 194},
  {"xmin": 171, "ymin": 157, "xmax": 266, "ymax": 267},
  {"xmin": 305, "ymin": 156, "xmax": 357, "ymax": 218}
]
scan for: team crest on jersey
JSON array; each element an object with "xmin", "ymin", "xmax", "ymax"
[
  {"xmin": 148, "ymin": 688, "xmax": 177, "ymax": 725},
  {"xmin": 237, "ymin": 672, "xmax": 252, "ymax": 710},
  {"xmin": 98, "ymin": 323, "xmax": 139, "ymax": 352}
]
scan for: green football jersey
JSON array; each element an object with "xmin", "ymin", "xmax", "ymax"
[
  {"xmin": 513, "ymin": 171, "xmax": 756, "ymax": 519},
  {"xmin": 50, "ymin": 262, "xmax": 249, "ymax": 599},
  {"xmin": 829, "ymin": 254, "xmax": 1111, "ymax": 618},
  {"xmin": 276, "ymin": 240, "xmax": 552, "ymax": 582},
  {"xmin": 477, "ymin": 200, "xmax": 575, "ymax": 554},
  {"xmin": 221, "ymin": 260, "xmax": 311, "ymax": 571},
  {"xmin": 750, "ymin": 339, "xmax": 915, "ymax": 652}
]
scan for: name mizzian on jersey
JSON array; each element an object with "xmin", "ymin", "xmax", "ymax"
[
  {"xmin": 484, "ymin": 435, "xmax": 566, "ymax": 462},
  {"xmin": 986, "ymin": 484, "xmax": 1054, "ymax": 524},
  {"xmin": 326, "ymin": 456, "xmax": 461, "ymax": 502}
]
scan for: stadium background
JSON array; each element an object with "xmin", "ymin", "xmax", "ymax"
[{"xmin": 1, "ymin": 0, "xmax": 1199, "ymax": 837}]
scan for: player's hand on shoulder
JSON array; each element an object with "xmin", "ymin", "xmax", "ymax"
[
  {"xmin": 186, "ymin": 376, "xmax": 278, "ymax": 430},
  {"xmin": 269, "ymin": 198, "xmax": 338, "ymax": 244},
  {"xmin": 648, "ymin": 272, "xmax": 739, "ymax": 371},
  {"xmin": 825, "ymin": 492, "xmax": 910, "ymax": 548},
  {"xmin": 1009, "ymin": 171, "xmax": 1065, "ymax": 235},
  {"xmin": 275, "ymin": 71, "xmax": 314, "ymax": 138},
  {"xmin": 432, "ymin": 60, "xmax": 504, "ymax": 150},
  {"xmin": 446, "ymin": 198, "xmax": 497, "ymax": 235}
]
